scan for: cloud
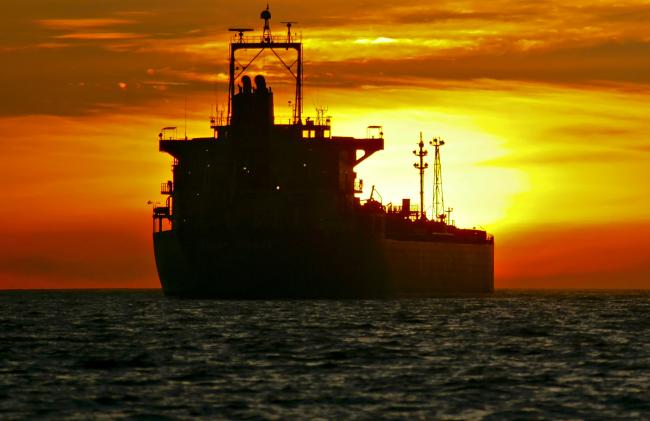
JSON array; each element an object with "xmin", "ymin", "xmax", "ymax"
[
  {"xmin": 550, "ymin": 125, "xmax": 637, "ymax": 138},
  {"xmin": 634, "ymin": 145, "xmax": 650, "ymax": 153},
  {"xmin": 1, "ymin": 0, "xmax": 648, "ymax": 116},
  {"xmin": 3, "ymin": 35, "xmax": 648, "ymax": 117},
  {"xmin": 571, "ymin": 3, "xmax": 650, "ymax": 25},
  {"xmin": 483, "ymin": 149, "xmax": 635, "ymax": 166},
  {"xmin": 307, "ymin": 41, "xmax": 650, "ymax": 87},
  {"xmin": 1, "ymin": 0, "xmax": 649, "ymax": 291},
  {"xmin": 55, "ymin": 32, "xmax": 145, "ymax": 40},
  {"xmin": 37, "ymin": 18, "xmax": 134, "ymax": 29},
  {"xmin": 354, "ymin": 37, "xmax": 397, "ymax": 45},
  {"xmin": 386, "ymin": 4, "xmax": 541, "ymax": 25}
]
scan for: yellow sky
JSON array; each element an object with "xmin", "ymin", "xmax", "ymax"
[{"xmin": 1, "ymin": 0, "xmax": 649, "ymax": 289}]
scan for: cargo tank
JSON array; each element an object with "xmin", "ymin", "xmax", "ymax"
[{"xmin": 152, "ymin": 8, "xmax": 494, "ymax": 298}]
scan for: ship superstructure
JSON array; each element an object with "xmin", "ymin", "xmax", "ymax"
[{"xmin": 152, "ymin": 8, "xmax": 493, "ymax": 298}]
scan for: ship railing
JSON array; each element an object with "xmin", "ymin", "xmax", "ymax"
[
  {"xmin": 231, "ymin": 34, "xmax": 302, "ymax": 44},
  {"xmin": 210, "ymin": 115, "xmax": 226, "ymax": 128},
  {"xmin": 152, "ymin": 206, "xmax": 172, "ymax": 233},
  {"xmin": 386, "ymin": 204, "xmax": 421, "ymax": 221},
  {"xmin": 153, "ymin": 206, "xmax": 169, "ymax": 216},
  {"xmin": 386, "ymin": 204, "xmax": 419, "ymax": 213},
  {"xmin": 274, "ymin": 114, "xmax": 333, "ymax": 132},
  {"xmin": 160, "ymin": 181, "xmax": 173, "ymax": 195},
  {"xmin": 300, "ymin": 116, "xmax": 331, "ymax": 139},
  {"xmin": 158, "ymin": 126, "xmax": 180, "ymax": 141}
]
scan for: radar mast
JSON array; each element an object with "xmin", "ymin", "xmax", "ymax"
[
  {"xmin": 430, "ymin": 136, "xmax": 446, "ymax": 223},
  {"xmin": 413, "ymin": 133, "xmax": 429, "ymax": 220},
  {"xmin": 226, "ymin": 6, "xmax": 303, "ymax": 125}
]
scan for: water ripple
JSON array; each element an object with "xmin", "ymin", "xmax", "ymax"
[{"xmin": 1, "ymin": 290, "xmax": 650, "ymax": 419}]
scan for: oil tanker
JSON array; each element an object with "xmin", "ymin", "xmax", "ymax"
[{"xmin": 152, "ymin": 8, "xmax": 494, "ymax": 298}]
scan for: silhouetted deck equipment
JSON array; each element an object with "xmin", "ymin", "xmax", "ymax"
[{"xmin": 152, "ymin": 8, "xmax": 494, "ymax": 298}]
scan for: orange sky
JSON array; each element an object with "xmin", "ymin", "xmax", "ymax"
[{"xmin": 1, "ymin": 0, "xmax": 649, "ymax": 289}]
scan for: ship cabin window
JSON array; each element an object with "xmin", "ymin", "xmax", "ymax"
[{"xmin": 303, "ymin": 127, "xmax": 329, "ymax": 139}]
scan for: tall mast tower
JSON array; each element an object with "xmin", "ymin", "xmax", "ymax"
[
  {"xmin": 227, "ymin": 5, "xmax": 303, "ymax": 125},
  {"xmin": 430, "ymin": 136, "xmax": 445, "ymax": 223},
  {"xmin": 413, "ymin": 132, "xmax": 429, "ymax": 220}
]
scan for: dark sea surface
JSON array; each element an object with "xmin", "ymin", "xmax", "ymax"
[{"xmin": 1, "ymin": 290, "xmax": 650, "ymax": 419}]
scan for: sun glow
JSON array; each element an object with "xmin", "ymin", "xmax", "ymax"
[{"xmin": 1, "ymin": 0, "xmax": 649, "ymax": 289}]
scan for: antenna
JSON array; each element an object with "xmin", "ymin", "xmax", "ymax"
[
  {"xmin": 184, "ymin": 96, "xmax": 187, "ymax": 140},
  {"xmin": 228, "ymin": 28, "xmax": 253, "ymax": 42},
  {"xmin": 226, "ymin": 6, "xmax": 303, "ymax": 124},
  {"xmin": 261, "ymin": 4, "xmax": 272, "ymax": 42},
  {"xmin": 315, "ymin": 105, "xmax": 328, "ymax": 125},
  {"xmin": 430, "ymin": 136, "xmax": 445, "ymax": 222},
  {"xmin": 280, "ymin": 21, "xmax": 298, "ymax": 42},
  {"xmin": 413, "ymin": 132, "xmax": 429, "ymax": 220}
]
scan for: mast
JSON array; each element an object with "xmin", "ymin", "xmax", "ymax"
[
  {"xmin": 413, "ymin": 132, "xmax": 428, "ymax": 220},
  {"xmin": 226, "ymin": 7, "xmax": 302, "ymax": 125},
  {"xmin": 430, "ymin": 136, "xmax": 445, "ymax": 223}
]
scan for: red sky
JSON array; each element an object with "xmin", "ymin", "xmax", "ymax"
[{"xmin": 1, "ymin": 0, "xmax": 649, "ymax": 289}]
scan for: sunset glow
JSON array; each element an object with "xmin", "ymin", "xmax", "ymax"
[{"xmin": 1, "ymin": 0, "xmax": 649, "ymax": 289}]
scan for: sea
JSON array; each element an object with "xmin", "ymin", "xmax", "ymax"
[{"xmin": 1, "ymin": 290, "xmax": 649, "ymax": 419}]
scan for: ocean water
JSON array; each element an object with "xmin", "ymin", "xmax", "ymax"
[{"xmin": 1, "ymin": 290, "xmax": 650, "ymax": 419}]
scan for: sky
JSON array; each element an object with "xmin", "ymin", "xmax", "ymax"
[{"xmin": 1, "ymin": 0, "xmax": 649, "ymax": 289}]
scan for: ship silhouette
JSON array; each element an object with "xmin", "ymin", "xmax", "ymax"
[{"xmin": 152, "ymin": 7, "xmax": 494, "ymax": 298}]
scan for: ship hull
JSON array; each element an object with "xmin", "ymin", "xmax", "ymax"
[
  {"xmin": 382, "ymin": 239, "xmax": 494, "ymax": 296},
  {"xmin": 151, "ymin": 14, "xmax": 495, "ymax": 299},
  {"xmin": 154, "ymin": 230, "xmax": 493, "ymax": 298}
]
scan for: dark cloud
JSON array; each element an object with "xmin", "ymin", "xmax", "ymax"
[
  {"xmin": 4, "ymin": 38, "xmax": 648, "ymax": 116},
  {"xmin": 387, "ymin": 4, "xmax": 543, "ymax": 25},
  {"xmin": 2, "ymin": 0, "xmax": 649, "ymax": 116},
  {"xmin": 306, "ymin": 40, "xmax": 650, "ymax": 88},
  {"xmin": 0, "ymin": 43, "xmax": 223, "ymax": 115},
  {"xmin": 572, "ymin": 3, "xmax": 650, "ymax": 25}
]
